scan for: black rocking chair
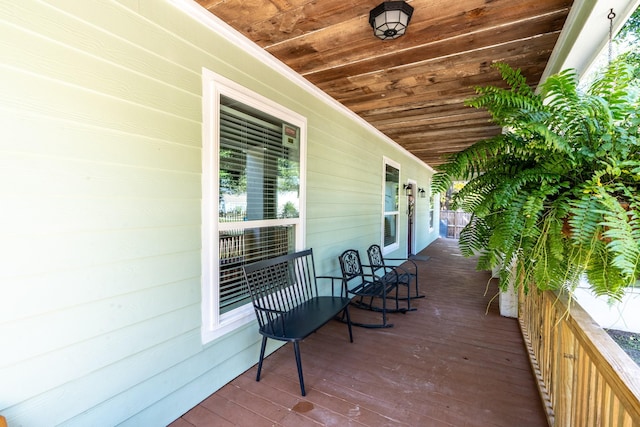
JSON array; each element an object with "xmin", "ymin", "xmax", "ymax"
[
  {"xmin": 338, "ymin": 249, "xmax": 406, "ymax": 328},
  {"xmin": 367, "ymin": 244, "xmax": 424, "ymax": 307}
]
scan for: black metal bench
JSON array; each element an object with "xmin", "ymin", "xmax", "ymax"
[{"xmin": 242, "ymin": 249, "xmax": 353, "ymax": 396}]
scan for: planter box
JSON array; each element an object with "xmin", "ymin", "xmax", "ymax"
[
  {"xmin": 573, "ymin": 277, "xmax": 640, "ymax": 333},
  {"xmin": 492, "ymin": 259, "xmax": 518, "ymax": 318},
  {"xmin": 499, "ymin": 281, "xmax": 518, "ymax": 318}
]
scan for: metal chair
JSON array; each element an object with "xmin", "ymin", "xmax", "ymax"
[
  {"xmin": 243, "ymin": 249, "xmax": 353, "ymax": 396},
  {"xmin": 367, "ymin": 244, "xmax": 424, "ymax": 309},
  {"xmin": 338, "ymin": 249, "xmax": 405, "ymax": 328}
]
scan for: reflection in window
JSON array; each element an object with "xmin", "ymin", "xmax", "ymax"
[
  {"xmin": 219, "ymin": 95, "xmax": 300, "ymax": 222},
  {"xmin": 217, "ymin": 95, "xmax": 301, "ymax": 313}
]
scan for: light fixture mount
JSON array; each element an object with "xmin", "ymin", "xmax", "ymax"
[{"xmin": 369, "ymin": 1, "xmax": 414, "ymax": 40}]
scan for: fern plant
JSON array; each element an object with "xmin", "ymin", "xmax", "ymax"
[{"xmin": 432, "ymin": 55, "xmax": 640, "ymax": 300}]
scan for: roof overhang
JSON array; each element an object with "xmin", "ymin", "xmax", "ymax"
[{"xmin": 541, "ymin": 0, "xmax": 640, "ymax": 84}]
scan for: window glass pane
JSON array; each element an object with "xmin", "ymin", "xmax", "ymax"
[
  {"xmin": 219, "ymin": 225, "xmax": 296, "ymax": 314},
  {"xmin": 219, "ymin": 95, "xmax": 300, "ymax": 222},
  {"xmin": 429, "ymin": 194, "xmax": 435, "ymax": 229},
  {"xmin": 383, "ymin": 161, "xmax": 399, "ymax": 249},
  {"xmin": 384, "ymin": 214, "xmax": 397, "ymax": 246},
  {"xmin": 385, "ymin": 164, "xmax": 399, "ymax": 212}
]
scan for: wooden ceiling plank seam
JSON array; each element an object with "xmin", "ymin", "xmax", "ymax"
[
  {"xmin": 330, "ymin": 56, "xmax": 551, "ymax": 106},
  {"xmin": 371, "ymin": 111, "xmax": 492, "ymax": 128},
  {"xmin": 334, "ymin": 63, "xmax": 546, "ymax": 103},
  {"xmin": 306, "ymin": 31, "xmax": 560, "ymax": 90},
  {"xmin": 309, "ymin": 29, "xmax": 561, "ymax": 85},
  {"xmin": 378, "ymin": 118, "xmax": 496, "ymax": 133},
  {"xmin": 342, "ymin": 67, "xmax": 548, "ymax": 113},
  {"xmin": 263, "ymin": 0, "xmax": 572, "ymax": 60},
  {"xmin": 293, "ymin": 8, "xmax": 569, "ymax": 77}
]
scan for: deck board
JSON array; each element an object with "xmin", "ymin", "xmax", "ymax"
[{"xmin": 170, "ymin": 238, "xmax": 547, "ymax": 426}]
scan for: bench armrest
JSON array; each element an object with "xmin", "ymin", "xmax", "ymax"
[{"xmin": 317, "ymin": 275, "xmax": 348, "ymax": 297}]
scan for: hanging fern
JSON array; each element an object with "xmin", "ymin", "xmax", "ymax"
[{"xmin": 432, "ymin": 57, "xmax": 640, "ymax": 300}]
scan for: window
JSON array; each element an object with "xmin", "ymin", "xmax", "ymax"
[
  {"xmin": 382, "ymin": 158, "xmax": 400, "ymax": 253},
  {"xmin": 202, "ymin": 69, "xmax": 306, "ymax": 343}
]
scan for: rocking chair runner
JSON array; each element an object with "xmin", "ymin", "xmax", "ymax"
[
  {"xmin": 338, "ymin": 249, "xmax": 406, "ymax": 328},
  {"xmin": 367, "ymin": 244, "xmax": 424, "ymax": 311}
]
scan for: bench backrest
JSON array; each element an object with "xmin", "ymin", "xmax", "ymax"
[{"xmin": 243, "ymin": 249, "xmax": 319, "ymax": 330}]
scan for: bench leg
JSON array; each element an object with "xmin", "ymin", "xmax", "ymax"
[
  {"xmin": 344, "ymin": 306, "xmax": 354, "ymax": 343},
  {"xmin": 256, "ymin": 336, "xmax": 268, "ymax": 382},
  {"xmin": 293, "ymin": 341, "xmax": 305, "ymax": 396}
]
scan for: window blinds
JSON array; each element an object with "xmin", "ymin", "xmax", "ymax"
[
  {"xmin": 217, "ymin": 99, "xmax": 297, "ymax": 314},
  {"xmin": 219, "ymin": 226, "xmax": 294, "ymax": 313}
]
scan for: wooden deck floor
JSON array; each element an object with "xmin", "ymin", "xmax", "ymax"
[{"xmin": 170, "ymin": 239, "xmax": 547, "ymax": 426}]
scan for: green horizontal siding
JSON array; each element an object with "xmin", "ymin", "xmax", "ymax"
[{"xmin": 0, "ymin": 0, "xmax": 437, "ymax": 425}]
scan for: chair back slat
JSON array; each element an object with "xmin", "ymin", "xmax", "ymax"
[
  {"xmin": 367, "ymin": 244, "xmax": 384, "ymax": 267},
  {"xmin": 367, "ymin": 244, "xmax": 386, "ymax": 275},
  {"xmin": 338, "ymin": 249, "xmax": 364, "ymax": 279}
]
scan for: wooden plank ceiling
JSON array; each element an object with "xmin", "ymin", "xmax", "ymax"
[{"xmin": 196, "ymin": 0, "xmax": 574, "ymax": 168}]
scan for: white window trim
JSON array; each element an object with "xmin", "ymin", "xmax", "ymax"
[
  {"xmin": 382, "ymin": 157, "xmax": 400, "ymax": 255},
  {"xmin": 201, "ymin": 68, "xmax": 307, "ymax": 344},
  {"xmin": 428, "ymin": 178, "xmax": 435, "ymax": 232}
]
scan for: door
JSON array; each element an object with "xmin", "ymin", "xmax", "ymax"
[{"xmin": 406, "ymin": 181, "xmax": 416, "ymax": 256}]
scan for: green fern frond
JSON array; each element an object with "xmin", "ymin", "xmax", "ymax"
[
  {"xmin": 453, "ymin": 180, "xmax": 494, "ymax": 213},
  {"xmin": 590, "ymin": 59, "xmax": 635, "ymax": 103},
  {"xmin": 493, "ymin": 63, "xmax": 534, "ymax": 96},
  {"xmin": 431, "ymin": 172, "xmax": 452, "ymax": 195},
  {"xmin": 477, "ymin": 248, "xmax": 504, "ymax": 273},
  {"xmin": 467, "ymin": 63, "xmax": 543, "ymax": 127},
  {"xmin": 568, "ymin": 196, "xmax": 604, "ymax": 245},
  {"xmin": 458, "ymin": 215, "xmax": 490, "ymax": 257},
  {"xmin": 431, "ymin": 135, "xmax": 506, "ymax": 194},
  {"xmin": 601, "ymin": 199, "xmax": 640, "ymax": 285},
  {"xmin": 584, "ymin": 246, "xmax": 628, "ymax": 300}
]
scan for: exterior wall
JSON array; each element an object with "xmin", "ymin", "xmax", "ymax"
[{"xmin": 0, "ymin": 1, "xmax": 437, "ymax": 425}]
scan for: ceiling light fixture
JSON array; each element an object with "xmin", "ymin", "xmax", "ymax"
[{"xmin": 369, "ymin": 1, "xmax": 414, "ymax": 40}]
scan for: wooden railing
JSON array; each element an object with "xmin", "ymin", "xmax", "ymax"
[{"xmin": 519, "ymin": 288, "xmax": 640, "ymax": 426}]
